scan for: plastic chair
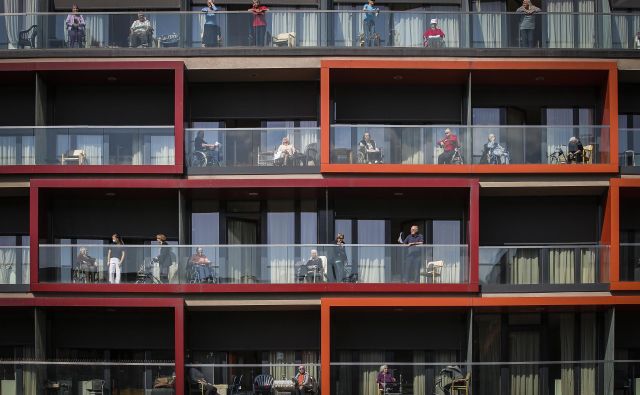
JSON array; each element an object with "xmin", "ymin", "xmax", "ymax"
[
  {"xmin": 422, "ymin": 260, "xmax": 444, "ymax": 284},
  {"xmin": 229, "ymin": 374, "xmax": 243, "ymax": 394},
  {"xmin": 61, "ymin": 149, "xmax": 87, "ymax": 165},
  {"xmin": 450, "ymin": 372, "xmax": 470, "ymax": 394},
  {"xmin": 253, "ymin": 374, "xmax": 274, "ymax": 395}
]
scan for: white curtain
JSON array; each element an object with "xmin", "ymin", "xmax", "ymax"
[
  {"xmin": 270, "ymin": 9, "xmax": 296, "ymax": 46},
  {"xmin": 84, "ymin": 15, "xmax": 108, "ymax": 48},
  {"xmin": 337, "ymin": 351, "xmax": 353, "ymax": 395},
  {"xmin": 510, "ymin": 249, "xmax": 540, "ymax": 285},
  {"xmin": 359, "ymin": 353, "xmax": 384, "ymax": 395},
  {"xmin": 334, "ymin": 8, "xmax": 356, "ymax": 47},
  {"xmin": 612, "ymin": 14, "xmax": 640, "ymax": 49},
  {"xmin": 549, "ymin": 248, "xmax": 576, "ymax": 284},
  {"xmin": 227, "ymin": 221, "xmax": 258, "ymax": 283},
  {"xmin": 268, "ymin": 351, "xmax": 296, "ymax": 381},
  {"xmin": 433, "ymin": 221, "xmax": 462, "ymax": 283},
  {"xmin": 413, "ymin": 351, "xmax": 426, "ymax": 395},
  {"xmin": 268, "ymin": 212, "xmax": 295, "ymax": 284},
  {"xmin": 477, "ymin": 315, "xmax": 501, "ymax": 395},
  {"xmin": 22, "ymin": 135, "xmax": 35, "ymax": 164},
  {"xmin": 577, "ymin": 0, "xmax": 595, "ymax": 48},
  {"xmin": 471, "ymin": 0, "xmax": 504, "ymax": 48},
  {"xmin": 4, "ymin": 0, "xmax": 21, "ymax": 49},
  {"xmin": 510, "ymin": 332, "xmax": 540, "ymax": 395},
  {"xmin": 131, "ymin": 129, "xmax": 142, "ymax": 165},
  {"xmin": 547, "ymin": 0, "xmax": 574, "ymax": 48},
  {"xmin": 392, "ymin": 10, "xmax": 424, "ymax": 47},
  {"xmin": 357, "ymin": 221, "xmax": 385, "ymax": 283},
  {"xmin": 298, "ymin": 11, "xmax": 320, "ymax": 47},
  {"xmin": 580, "ymin": 312, "xmax": 596, "ymax": 395},
  {"xmin": 546, "ymin": 109, "xmax": 574, "ymax": 161},
  {"xmin": 431, "ymin": 6, "xmax": 461, "ymax": 48},
  {"xmin": 400, "ymin": 127, "xmax": 425, "ymax": 164},
  {"xmin": 0, "ymin": 136, "xmax": 17, "ymax": 165},
  {"xmin": 0, "ymin": 248, "xmax": 16, "ymax": 284},
  {"xmin": 77, "ymin": 135, "xmax": 103, "ymax": 165},
  {"xmin": 148, "ymin": 135, "xmax": 174, "ymax": 165}
]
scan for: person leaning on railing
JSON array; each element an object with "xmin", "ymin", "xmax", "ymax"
[
  {"xmin": 202, "ymin": 0, "xmax": 221, "ymax": 47},
  {"xmin": 400, "ymin": 225, "xmax": 424, "ymax": 283},
  {"xmin": 517, "ymin": 0, "xmax": 540, "ymax": 48},
  {"xmin": 248, "ymin": 0, "xmax": 269, "ymax": 46}
]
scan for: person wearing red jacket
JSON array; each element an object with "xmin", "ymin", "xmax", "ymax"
[
  {"xmin": 438, "ymin": 128, "xmax": 459, "ymax": 164},
  {"xmin": 424, "ymin": 18, "xmax": 445, "ymax": 47}
]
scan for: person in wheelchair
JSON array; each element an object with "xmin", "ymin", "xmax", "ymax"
[
  {"xmin": 567, "ymin": 136, "xmax": 584, "ymax": 164},
  {"xmin": 376, "ymin": 365, "xmax": 398, "ymax": 394},
  {"xmin": 423, "ymin": 18, "xmax": 445, "ymax": 48},
  {"xmin": 194, "ymin": 130, "xmax": 221, "ymax": 166},
  {"xmin": 129, "ymin": 12, "xmax": 154, "ymax": 47},
  {"xmin": 189, "ymin": 247, "xmax": 216, "ymax": 283},
  {"xmin": 480, "ymin": 133, "xmax": 510, "ymax": 164},
  {"xmin": 298, "ymin": 249, "xmax": 324, "ymax": 283},
  {"xmin": 274, "ymin": 137, "xmax": 298, "ymax": 166},
  {"xmin": 437, "ymin": 128, "xmax": 460, "ymax": 164},
  {"xmin": 359, "ymin": 132, "xmax": 383, "ymax": 163},
  {"xmin": 74, "ymin": 247, "xmax": 97, "ymax": 283},
  {"xmin": 65, "ymin": 4, "xmax": 86, "ymax": 48}
]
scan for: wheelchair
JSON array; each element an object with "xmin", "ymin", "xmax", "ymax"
[
  {"xmin": 186, "ymin": 261, "xmax": 218, "ymax": 284},
  {"xmin": 487, "ymin": 144, "xmax": 510, "ymax": 164},
  {"xmin": 190, "ymin": 149, "xmax": 221, "ymax": 167},
  {"xmin": 451, "ymin": 147, "xmax": 464, "ymax": 164},
  {"xmin": 358, "ymin": 149, "xmax": 384, "ymax": 164},
  {"xmin": 136, "ymin": 257, "xmax": 164, "ymax": 284},
  {"xmin": 549, "ymin": 146, "xmax": 568, "ymax": 164}
]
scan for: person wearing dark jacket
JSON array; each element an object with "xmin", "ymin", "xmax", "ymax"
[
  {"xmin": 156, "ymin": 234, "xmax": 172, "ymax": 282},
  {"xmin": 329, "ymin": 233, "xmax": 349, "ymax": 282}
]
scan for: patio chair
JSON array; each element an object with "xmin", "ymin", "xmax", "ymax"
[
  {"xmin": 61, "ymin": 149, "xmax": 87, "ymax": 165},
  {"xmin": 18, "ymin": 25, "xmax": 38, "ymax": 48}
]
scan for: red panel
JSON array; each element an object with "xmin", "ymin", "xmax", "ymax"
[
  {"xmin": 31, "ymin": 282, "xmax": 479, "ymax": 293},
  {"xmin": 174, "ymin": 301, "xmax": 185, "ymax": 395},
  {"xmin": 321, "ymin": 163, "xmax": 618, "ymax": 174},
  {"xmin": 321, "ymin": 67, "xmax": 330, "ymax": 166},
  {"xmin": 0, "ymin": 61, "xmax": 184, "ymax": 72},
  {"xmin": 469, "ymin": 181, "xmax": 479, "ymax": 285},
  {"xmin": 30, "ymin": 185, "xmax": 39, "ymax": 287},
  {"xmin": 174, "ymin": 65, "xmax": 185, "ymax": 168},
  {"xmin": 0, "ymin": 297, "xmax": 182, "ymax": 308},
  {"xmin": 320, "ymin": 302, "xmax": 331, "ymax": 395}
]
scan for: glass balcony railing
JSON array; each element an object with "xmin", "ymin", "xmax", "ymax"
[
  {"xmin": 0, "ymin": 126, "xmax": 174, "ymax": 166},
  {"xmin": 1, "ymin": 11, "xmax": 640, "ymax": 50},
  {"xmin": 479, "ymin": 245, "xmax": 608, "ymax": 286},
  {"xmin": 0, "ymin": 246, "xmax": 29, "ymax": 286},
  {"xmin": 330, "ymin": 125, "xmax": 607, "ymax": 165},
  {"xmin": 185, "ymin": 128, "xmax": 319, "ymax": 170},
  {"xmin": 619, "ymin": 128, "xmax": 640, "ymax": 167},
  {"xmin": 38, "ymin": 244, "xmax": 468, "ymax": 285},
  {"xmin": 0, "ymin": 360, "xmax": 174, "ymax": 393},
  {"xmin": 329, "ymin": 361, "xmax": 636, "ymax": 395},
  {"xmin": 620, "ymin": 243, "xmax": 640, "ymax": 281},
  {"xmin": 185, "ymin": 363, "xmax": 320, "ymax": 393}
]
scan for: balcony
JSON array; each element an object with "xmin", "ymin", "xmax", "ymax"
[
  {"xmin": 620, "ymin": 243, "xmax": 640, "ymax": 282},
  {"xmin": 38, "ymin": 244, "xmax": 469, "ymax": 287},
  {"xmin": 185, "ymin": 127, "xmax": 319, "ymax": 174},
  {"xmin": 0, "ymin": 246, "xmax": 29, "ymax": 290},
  {"xmin": 479, "ymin": 245, "xmax": 608, "ymax": 291},
  {"xmin": 0, "ymin": 360, "xmax": 175, "ymax": 393},
  {"xmin": 0, "ymin": 126, "xmax": 175, "ymax": 166},
  {"xmin": 620, "ymin": 128, "xmax": 640, "ymax": 172},
  {"xmin": 329, "ymin": 125, "xmax": 608, "ymax": 168},
  {"xmin": 1, "ymin": 11, "xmax": 640, "ymax": 54}
]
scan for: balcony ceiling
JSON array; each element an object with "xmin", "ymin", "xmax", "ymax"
[
  {"xmin": 472, "ymin": 69, "xmax": 608, "ymax": 87},
  {"xmin": 331, "ymin": 68, "xmax": 469, "ymax": 85},
  {"xmin": 187, "ymin": 68, "xmax": 319, "ymax": 82},
  {"xmin": 38, "ymin": 69, "xmax": 173, "ymax": 85}
]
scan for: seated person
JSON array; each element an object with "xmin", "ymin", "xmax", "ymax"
[
  {"xmin": 480, "ymin": 133, "xmax": 508, "ymax": 164},
  {"xmin": 195, "ymin": 130, "xmax": 221, "ymax": 165},
  {"xmin": 75, "ymin": 247, "xmax": 97, "ymax": 282},
  {"xmin": 376, "ymin": 365, "xmax": 397, "ymax": 393},
  {"xmin": 299, "ymin": 249, "xmax": 323, "ymax": 282},
  {"xmin": 423, "ymin": 18, "xmax": 445, "ymax": 48},
  {"xmin": 437, "ymin": 128, "xmax": 459, "ymax": 164},
  {"xmin": 189, "ymin": 367, "xmax": 218, "ymax": 395},
  {"xmin": 293, "ymin": 365, "xmax": 313, "ymax": 395},
  {"xmin": 567, "ymin": 136, "xmax": 584, "ymax": 164},
  {"xmin": 359, "ymin": 132, "xmax": 382, "ymax": 163},
  {"xmin": 189, "ymin": 247, "xmax": 215, "ymax": 282},
  {"xmin": 635, "ymin": 31, "xmax": 640, "ymax": 49},
  {"xmin": 274, "ymin": 137, "xmax": 297, "ymax": 166},
  {"xmin": 130, "ymin": 12, "xmax": 154, "ymax": 47}
]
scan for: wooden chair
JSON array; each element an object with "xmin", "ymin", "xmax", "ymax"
[
  {"xmin": 450, "ymin": 372, "xmax": 470, "ymax": 395},
  {"xmin": 61, "ymin": 149, "xmax": 87, "ymax": 165},
  {"xmin": 421, "ymin": 260, "xmax": 444, "ymax": 283}
]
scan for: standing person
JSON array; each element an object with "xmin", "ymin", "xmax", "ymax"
[
  {"xmin": 202, "ymin": 0, "xmax": 221, "ymax": 47},
  {"xmin": 437, "ymin": 128, "xmax": 459, "ymax": 164},
  {"xmin": 155, "ymin": 234, "xmax": 172, "ymax": 282},
  {"xmin": 517, "ymin": 0, "xmax": 540, "ymax": 48},
  {"xmin": 400, "ymin": 225, "xmax": 424, "ymax": 283},
  {"xmin": 107, "ymin": 234, "xmax": 125, "ymax": 284},
  {"xmin": 248, "ymin": 0, "xmax": 269, "ymax": 46},
  {"xmin": 65, "ymin": 4, "xmax": 86, "ymax": 48},
  {"xmin": 329, "ymin": 233, "xmax": 349, "ymax": 282},
  {"xmin": 362, "ymin": 0, "xmax": 379, "ymax": 47}
]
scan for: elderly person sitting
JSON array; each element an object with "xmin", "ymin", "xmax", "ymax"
[
  {"xmin": 189, "ymin": 247, "xmax": 214, "ymax": 282},
  {"xmin": 292, "ymin": 365, "xmax": 312, "ymax": 394},
  {"xmin": 75, "ymin": 247, "xmax": 97, "ymax": 282},
  {"xmin": 130, "ymin": 12, "xmax": 154, "ymax": 47},
  {"xmin": 423, "ymin": 18, "xmax": 445, "ymax": 48},
  {"xmin": 567, "ymin": 136, "xmax": 584, "ymax": 164},
  {"xmin": 298, "ymin": 249, "xmax": 324, "ymax": 282},
  {"xmin": 274, "ymin": 136, "xmax": 297, "ymax": 166}
]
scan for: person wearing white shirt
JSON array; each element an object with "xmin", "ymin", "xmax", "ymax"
[
  {"xmin": 274, "ymin": 136, "xmax": 297, "ymax": 166},
  {"xmin": 130, "ymin": 12, "xmax": 153, "ymax": 47}
]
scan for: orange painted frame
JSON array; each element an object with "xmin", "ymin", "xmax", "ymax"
[
  {"xmin": 320, "ymin": 59, "xmax": 619, "ymax": 174},
  {"xmin": 609, "ymin": 178, "xmax": 640, "ymax": 291},
  {"xmin": 319, "ymin": 295, "xmax": 640, "ymax": 394}
]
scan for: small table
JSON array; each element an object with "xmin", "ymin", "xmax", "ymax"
[{"xmin": 332, "ymin": 148, "xmax": 353, "ymax": 164}]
